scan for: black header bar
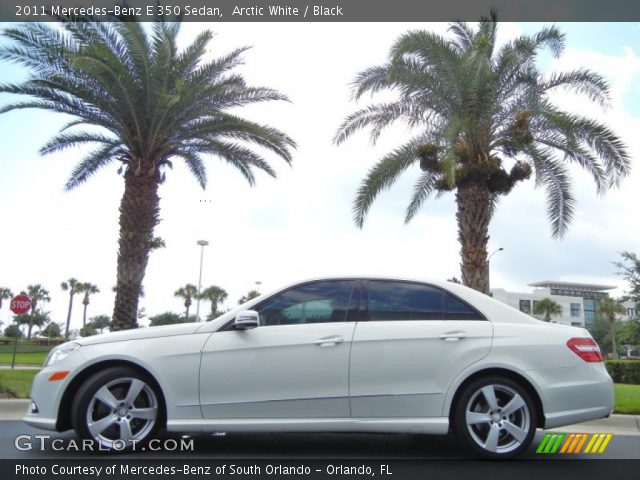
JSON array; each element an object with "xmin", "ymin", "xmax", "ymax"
[{"xmin": 2, "ymin": 0, "xmax": 640, "ymax": 22}]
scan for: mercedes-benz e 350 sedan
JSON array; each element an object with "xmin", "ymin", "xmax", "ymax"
[{"xmin": 24, "ymin": 277, "xmax": 613, "ymax": 458}]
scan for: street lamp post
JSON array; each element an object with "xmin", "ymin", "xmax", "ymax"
[
  {"xmin": 195, "ymin": 240, "xmax": 209, "ymax": 322},
  {"xmin": 486, "ymin": 247, "xmax": 504, "ymax": 295},
  {"xmin": 255, "ymin": 281, "xmax": 262, "ymax": 293}
]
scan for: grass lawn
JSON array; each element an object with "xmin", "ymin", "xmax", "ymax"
[
  {"xmin": 613, "ymin": 384, "xmax": 640, "ymax": 415},
  {"xmin": 0, "ymin": 352, "xmax": 48, "ymax": 365},
  {"xmin": 0, "ymin": 369, "xmax": 39, "ymax": 398}
]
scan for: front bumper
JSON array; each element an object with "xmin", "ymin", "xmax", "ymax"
[{"xmin": 22, "ymin": 362, "xmax": 78, "ymax": 432}]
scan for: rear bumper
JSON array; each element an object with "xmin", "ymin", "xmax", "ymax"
[
  {"xmin": 531, "ymin": 363, "xmax": 614, "ymax": 429},
  {"xmin": 544, "ymin": 406, "xmax": 612, "ymax": 429}
]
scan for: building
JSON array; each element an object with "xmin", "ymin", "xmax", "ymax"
[{"xmin": 491, "ymin": 280, "xmax": 635, "ymax": 328}]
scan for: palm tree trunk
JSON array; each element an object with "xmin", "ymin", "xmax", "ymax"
[
  {"xmin": 64, "ymin": 293, "xmax": 74, "ymax": 340},
  {"xmin": 456, "ymin": 182, "xmax": 491, "ymax": 294},
  {"xmin": 185, "ymin": 304, "xmax": 190, "ymax": 318},
  {"xmin": 26, "ymin": 305, "xmax": 33, "ymax": 339},
  {"xmin": 610, "ymin": 318, "xmax": 618, "ymax": 359},
  {"xmin": 82, "ymin": 303, "xmax": 88, "ymax": 327},
  {"xmin": 112, "ymin": 166, "xmax": 161, "ymax": 331}
]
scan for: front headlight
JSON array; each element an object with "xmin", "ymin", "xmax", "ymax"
[{"xmin": 44, "ymin": 342, "xmax": 81, "ymax": 366}]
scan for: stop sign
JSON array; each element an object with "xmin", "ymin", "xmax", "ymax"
[{"xmin": 10, "ymin": 294, "xmax": 32, "ymax": 315}]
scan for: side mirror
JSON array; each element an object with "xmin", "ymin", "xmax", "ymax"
[{"xmin": 233, "ymin": 310, "xmax": 259, "ymax": 330}]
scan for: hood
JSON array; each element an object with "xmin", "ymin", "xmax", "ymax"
[{"xmin": 75, "ymin": 322, "xmax": 202, "ymax": 346}]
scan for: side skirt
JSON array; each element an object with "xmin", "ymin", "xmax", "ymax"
[{"xmin": 166, "ymin": 417, "xmax": 449, "ymax": 435}]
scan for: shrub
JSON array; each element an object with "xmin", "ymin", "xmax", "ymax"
[{"xmin": 605, "ymin": 360, "xmax": 640, "ymax": 384}]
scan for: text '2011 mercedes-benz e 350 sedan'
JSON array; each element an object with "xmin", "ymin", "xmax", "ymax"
[{"xmin": 24, "ymin": 277, "xmax": 614, "ymax": 458}]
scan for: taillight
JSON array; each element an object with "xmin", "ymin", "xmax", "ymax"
[{"xmin": 567, "ymin": 337, "xmax": 603, "ymax": 362}]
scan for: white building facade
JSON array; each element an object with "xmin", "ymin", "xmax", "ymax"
[{"xmin": 491, "ymin": 281, "xmax": 636, "ymax": 329}]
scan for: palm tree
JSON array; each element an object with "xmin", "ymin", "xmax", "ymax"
[
  {"xmin": 80, "ymin": 283, "xmax": 100, "ymax": 327},
  {"xmin": 89, "ymin": 315, "xmax": 112, "ymax": 334},
  {"xmin": 0, "ymin": 287, "xmax": 13, "ymax": 311},
  {"xmin": 0, "ymin": 15, "xmax": 295, "ymax": 331},
  {"xmin": 198, "ymin": 285, "xmax": 228, "ymax": 320},
  {"xmin": 597, "ymin": 297, "xmax": 625, "ymax": 359},
  {"xmin": 61, "ymin": 278, "xmax": 83, "ymax": 340},
  {"xmin": 238, "ymin": 289, "xmax": 261, "ymax": 305},
  {"xmin": 533, "ymin": 298, "xmax": 562, "ymax": 322},
  {"xmin": 175, "ymin": 284, "xmax": 198, "ymax": 318},
  {"xmin": 335, "ymin": 13, "xmax": 629, "ymax": 293},
  {"xmin": 26, "ymin": 284, "xmax": 50, "ymax": 339}
]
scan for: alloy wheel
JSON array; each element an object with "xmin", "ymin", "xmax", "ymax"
[
  {"xmin": 464, "ymin": 383, "xmax": 531, "ymax": 455},
  {"xmin": 85, "ymin": 376, "xmax": 158, "ymax": 448}
]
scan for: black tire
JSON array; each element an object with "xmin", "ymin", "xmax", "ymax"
[
  {"xmin": 453, "ymin": 375, "xmax": 537, "ymax": 459},
  {"xmin": 71, "ymin": 366, "xmax": 163, "ymax": 451}
]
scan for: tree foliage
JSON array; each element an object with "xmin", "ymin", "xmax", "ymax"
[
  {"xmin": 89, "ymin": 314, "xmax": 112, "ymax": 334},
  {"xmin": 4, "ymin": 324, "xmax": 22, "ymax": 338},
  {"xmin": 614, "ymin": 251, "xmax": 640, "ymax": 308},
  {"xmin": 175, "ymin": 284, "xmax": 198, "ymax": 318},
  {"xmin": 0, "ymin": 287, "xmax": 14, "ymax": 310},
  {"xmin": 41, "ymin": 322, "xmax": 62, "ymax": 338},
  {"xmin": 149, "ymin": 311, "xmax": 195, "ymax": 326},
  {"xmin": 238, "ymin": 289, "xmax": 261, "ymax": 305},
  {"xmin": 597, "ymin": 297, "xmax": 626, "ymax": 359},
  {"xmin": 198, "ymin": 285, "xmax": 228, "ymax": 320},
  {"xmin": 533, "ymin": 298, "xmax": 562, "ymax": 322}
]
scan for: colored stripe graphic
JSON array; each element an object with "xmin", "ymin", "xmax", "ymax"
[
  {"xmin": 537, "ymin": 433, "xmax": 613, "ymax": 454},
  {"xmin": 597, "ymin": 433, "xmax": 613, "ymax": 453},
  {"xmin": 572, "ymin": 433, "xmax": 589, "ymax": 453},
  {"xmin": 537, "ymin": 433, "xmax": 565, "ymax": 453}
]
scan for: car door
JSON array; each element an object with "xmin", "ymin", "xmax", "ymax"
[
  {"xmin": 349, "ymin": 280, "xmax": 492, "ymax": 418},
  {"xmin": 199, "ymin": 279, "xmax": 359, "ymax": 419}
]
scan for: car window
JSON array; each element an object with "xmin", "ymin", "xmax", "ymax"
[
  {"xmin": 367, "ymin": 281, "xmax": 444, "ymax": 321},
  {"xmin": 257, "ymin": 280, "xmax": 356, "ymax": 326},
  {"xmin": 445, "ymin": 293, "xmax": 485, "ymax": 320}
]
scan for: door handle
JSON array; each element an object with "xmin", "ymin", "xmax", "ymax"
[
  {"xmin": 314, "ymin": 336, "xmax": 344, "ymax": 347},
  {"xmin": 439, "ymin": 331, "xmax": 467, "ymax": 341}
]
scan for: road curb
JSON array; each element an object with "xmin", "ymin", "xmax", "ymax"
[
  {"xmin": 0, "ymin": 364, "xmax": 41, "ymax": 370},
  {"xmin": 0, "ymin": 400, "xmax": 28, "ymax": 421}
]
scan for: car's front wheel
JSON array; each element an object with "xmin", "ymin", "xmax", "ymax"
[
  {"xmin": 453, "ymin": 376, "xmax": 537, "ymax": 459},
  {"xmin": 71, "ymin": 366, "xmax": 162, "ymax": 450}
]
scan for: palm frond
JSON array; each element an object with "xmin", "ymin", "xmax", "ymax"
[
  {"xmin": 526, "ymin": 146, "xmax": 575, "ymax": 238},
  {"xmin": 404, "ymin": 172, "xmax": 438, "ymax": 223},
  {"xmin": 539, "ymin": 69, "xmax": 610, "ymax": 107},
  {"xmin": 353, "ymin": 141, "xmax": 420, "ymax": 228},
  {"xmin": 64, "ymin": 143, "xmax": 120, "ymax": 190},
  {"xmin": 334, "ymin": 101, "xmax": 428, "ymax": 145},
  {"xmin": 177, "ymin": 151, "xmax": 207, "ymax": 189},
  {"xmin": 40, "ymin": 131, "xmax": 119, "ymax": 155}
]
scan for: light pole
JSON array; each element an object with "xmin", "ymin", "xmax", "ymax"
[
  {"xmin": 255, "ymin": 281, "xmax": 262, "ymax": 294},
  {"xmin": 195, "ymin": 240, "xmax": 209, "ymax": 322},
  {"xmin": 486, "ymin": 247, "xmax": 504, "ymax": 295}
]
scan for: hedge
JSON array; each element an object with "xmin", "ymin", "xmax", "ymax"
[{"xmin": 605, "ymin": 360, "xmax": 640, "ymax": 385}]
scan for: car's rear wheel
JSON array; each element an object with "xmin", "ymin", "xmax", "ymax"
[
  {"xmin": 72, "ymin": 366, "xmax": 162, "ymax": 451},
  {"xmin": 453, "ymin": 376, "xmax": 537, "ymax": 459}
]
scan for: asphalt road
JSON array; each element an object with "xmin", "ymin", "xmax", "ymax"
[{"xmin": 0, "ymin": 421, "xmax": 638, "ymax": 460}]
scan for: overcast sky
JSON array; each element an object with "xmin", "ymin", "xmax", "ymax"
[{"xmin": 0, "ymin": 21, "xmax": 639, "ymax": 331}]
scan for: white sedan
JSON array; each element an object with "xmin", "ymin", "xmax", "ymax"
[{"xmin": 24, "ymin": 277, "xmax": 613, "ymax": 458}]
